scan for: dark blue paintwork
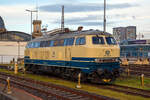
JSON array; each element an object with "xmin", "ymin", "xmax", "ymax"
[{"xmin": 24, "ymin": 57, "xmax": 120, "ymax": 74}]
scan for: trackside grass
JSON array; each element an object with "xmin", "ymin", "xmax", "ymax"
[
  {"xmin": 114, "ymin": 74, "xmax": 150, "ymax": 90},
  {"xmin": 0, "ymin": 69, "xmax": 149, "ymax": 100}
]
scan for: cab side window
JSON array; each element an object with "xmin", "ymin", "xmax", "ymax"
[
  {"xmin": 64, "ymin": 39, "xmax": 67, "ymax": 46},
  {"xmin": 49, "ymin": 40, "xmax": 54, "ymax": 47},
  {"xmin": 40, "ymin": 41, "xmax": 45, "ymax": 47},
  {"xmin": 35, "ymin": 42, "xmax": 40, "ymax": 48},
  {"xmin": 59, "ymin": 39, "xmax": 64, "ymax": 46},
  {"xmin": 75, "ymin": 37, "xmax": 86, "ymax": 45},
  {"xmin": 92, "ymin": 37, "xmax": 104, "ymax": 44},
  {"xmin": 80, "ymin": 37, "xmax": 85, "ymax": 45},
  {"xmin": 64, "ymin": 38, "xmax": 75, "ymax": 46},
  {"xmin": 105, "ymin": 37, "xmax": 117, "ymax": 45},
  {"xmin": 45, "ymin": 41, "xmax": 50, "ymax": 47},
  {"xmin": 26, "ymin": 43, "xmax": 30, "ymax": 48},
  {"xmin": 67, "ymin": 38, "xmax": 74, "ymax": 45}
]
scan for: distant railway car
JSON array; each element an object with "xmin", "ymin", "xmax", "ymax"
[{"xmin": 24, "ymin": 29, "xmax": 121, "ymax": 83}]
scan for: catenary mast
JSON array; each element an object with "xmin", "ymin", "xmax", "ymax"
[
  {"xmin": 103, "ymin": 0, "xmax": 106, "ymax": 33},
  {"xmin": 61, "ymin": 5, "xmax": 64, "ymax": 32}
]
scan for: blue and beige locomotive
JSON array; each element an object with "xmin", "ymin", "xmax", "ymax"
[{"xmin": 24, "ymin": 29, "xmax": 121, "ymax": 83}]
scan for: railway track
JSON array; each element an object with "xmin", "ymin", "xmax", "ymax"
[
  {"xmin": 95, "ymin": 84, "xmax": 150, "ymax": 98},
  {"xmin": 0, "ymin": 72, "xmax": 115, "ymax": 100},
  {"xmin": 1, "ymin": 66, "xmax": 150, "ymax": 99},
  {"xmin": 129, "ymin": 70, "xmax": 150, "ymax": 77},
  {"xmin": 121, "ymin": 65, "xmax": 150, "ymax": 77},
  {"xmin": 29, "ymin": 71, "xmax": 150, "ymax": 98},
  {"xmin": 121, "ymin": 64, "xmax": 150, "ymax": 69}
]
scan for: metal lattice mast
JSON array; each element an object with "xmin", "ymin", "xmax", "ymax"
[
  {"xmin": 36, "ymin": 0, "xmax": 38, "ymax": 20},
  {"xmin": 103, "ymin": 0, "xmax": 106, "ymax": 33},
  {"xmin": 61, "ymin": 5, "xmax": 64, "ymax": 31}
]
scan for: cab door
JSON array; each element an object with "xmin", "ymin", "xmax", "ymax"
[
  {"xmin": 64, "ymin": 38, "xmax": 74, "ymax": 66},
  {"xmin": 65, "ymin": 47, "xmax": 71, "ymax": 60}
]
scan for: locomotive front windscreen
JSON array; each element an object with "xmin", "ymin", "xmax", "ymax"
[
  {"xmin": 92, "ymin": 36, "xmax": 105, "ymax": 44},
  {"xmin": 105, "ymin": 37, "xmax": 117, "ymax": 45},
  {"xmin": 92, "ymin": 36, "xmax": 117, "ymax": 45}
]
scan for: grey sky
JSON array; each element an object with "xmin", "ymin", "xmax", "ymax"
[{"xmin": 39, "ymin": 3, "xmax": 137, "ymax": 13}]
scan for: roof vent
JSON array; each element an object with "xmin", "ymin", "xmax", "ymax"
[
  {"xmin": 64, "ymin": 28, "xmax": 70, "ymax": 33},
  {"xmin": 78, "ymin": 26, "xmax": 83, "ymax": 31}
]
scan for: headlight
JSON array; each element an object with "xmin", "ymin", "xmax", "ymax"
[
  {"xmin": 95, "ymin": 58, "xmax": 119, "ymax": 62},
  {"xmin": 95, "ymin": 58, "xmax": 103, "ymax": 62}
]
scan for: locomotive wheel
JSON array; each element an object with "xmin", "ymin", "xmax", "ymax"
[
  {"xmin": 71, "ymin": 70, "xmax": 80, "ymax": 81},
  {"xmin": 25, "ymin": 64, "xmax": 32, "ymax": 71},
  {"xmin": 90, "ymin": 72, "xmax": 102, "ymax": 83},
  {"xmin": 90, "ymin": 71, "xmax": 115, "ymax": 83},
  {"xmin": 80, "ymin": 73, "xmax": 87, "ymax": 82}
]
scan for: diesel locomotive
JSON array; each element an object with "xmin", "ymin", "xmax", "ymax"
[{"xmin": 24, "ymin": 29, "xmax": 121, "ymax": 83}]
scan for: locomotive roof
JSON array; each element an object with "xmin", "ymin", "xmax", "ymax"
[{"xmin": 32, "ymin": 29, "xmax": 112, "ymax": 42}]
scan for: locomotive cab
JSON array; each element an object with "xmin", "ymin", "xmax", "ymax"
[
  {"xmin": 82, "ymin": 34, "xmax": 120, "ymax": 83},
  {"xmin": 71, "ymin": 33, "xmax": 120, "ymax": 83},
  {"xmin": 81, "ymin": 35, "xmax": 120, "ymax": 59}
]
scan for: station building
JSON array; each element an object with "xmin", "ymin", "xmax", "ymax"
[
  {"xmin": 120, "ymin": 39, "xmax": 150, "ymax": 59},
  {"xmin": 0, "ymin": 16, "xmax": 31, "ymax": 63}
]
